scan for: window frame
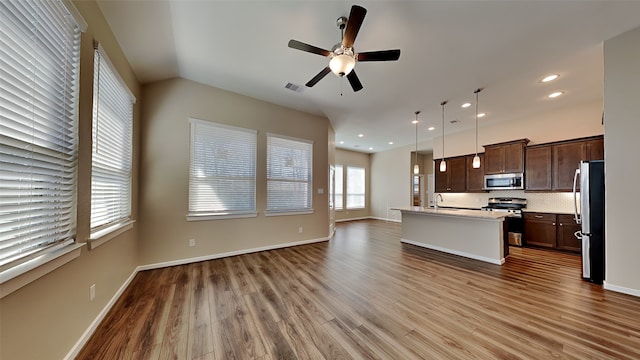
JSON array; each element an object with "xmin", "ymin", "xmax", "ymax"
[
  {"xmin": 335, "ymin": 164, "xmax": 344, "ymax": 210},
  {"xmin": 89, "ymin": 43, "xmax": 136, "ymax": 245},
  {"xmin": 187, "ymin": 118, "xmax": 258, "ymax": 221},
  {"xmin": 346, "ymin": 166, "xmax": 366, "ymax": 210},
  {"xmin": 265, "ymin": 133, "xmax": 314, "ymax": 216},
  {"xmin": 0, "ymin": 0, "xmax": 86, "ymax": 296}
]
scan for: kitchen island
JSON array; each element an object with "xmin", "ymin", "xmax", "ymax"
[{"xmin": 393, "ymin": 207, "xmax": 509, "ymax": 265}]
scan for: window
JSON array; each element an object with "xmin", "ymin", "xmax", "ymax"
[
  {"xmin": 90, "ymin": 44, "xmax": 135, "ymax": 236},
  {"xmin": 0, "ymin": 0, "xmax": 83, "ymax": 269},
  {"xmin": 346, "ymin": 166, "xmax": 366, "ymax": 209},
  {"xmin": 267, "ymin": 134, "xmax": 313, "ymax": 214},
  {"xmin": 335, "ymin": 165, "xmax": 344, "ymax": 210},
  {"xmin": 188, "ymin": 119, "xmax": 257, "ymax": 219}
]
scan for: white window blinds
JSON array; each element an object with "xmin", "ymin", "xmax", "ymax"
[
  {"xmin": 90, "ymin": 45, "xmax": 135, "ymax": 232},
  {"xmin": 346, "ymin": 166, "xmax": 365, "ymax": 209},
  {"xmin": 335, "ymin": 165, "xmax": 343, "ymax": 210},
  {"xmin": 0, "ymin": 0, "xmax": 82, "ymax": 267},
  {"xmin": 189, "ymin": 119, "xmax": 257, "ymax": 217},
  {"xmin": 267, "ymin": 134, "xmax": 313, "ymax": 213}
]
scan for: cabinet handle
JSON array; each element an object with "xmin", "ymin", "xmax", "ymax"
[
  {"xmin": 560, "ymin": 223, "xmax": 563, "ymax": 226},
  {"xmin": 553, "ymin": 223, "xmax": 556, "ymax": 226},
  {"xmin": 534, "ymin": 215, "xmax": 543, "ymax": 218}
]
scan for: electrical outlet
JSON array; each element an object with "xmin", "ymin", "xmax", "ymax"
[
  {"xmin": 189, "ymin": 239, "xmax": 196, "ymax": 247},
  {"xmin": 90, "ymin": 284, "xmax": 96, "ymax": 301},
  {"xmin": 298, "ymin": 227, "xmax": 303, "ymax": 233}
]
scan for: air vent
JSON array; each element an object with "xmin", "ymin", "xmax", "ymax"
[
  {"xmin": 285, "ymin": 82, "xmax": 304, "ymax": 93},
  {"xmin": 449, "ymin": 119, "xmax": 459, "ymax": 124}
]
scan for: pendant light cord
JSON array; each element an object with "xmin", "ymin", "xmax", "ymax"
[
  {"xmin": 474, "ymin": 88, "xmax": 482, "ymax": 156},
  {"xmin": 441, "ymin": 101, "xmax": 447, "ymax": 161}
]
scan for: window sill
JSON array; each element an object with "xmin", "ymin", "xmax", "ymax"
[
  {"xmin": 186, "ymin": 212, "xmax": 258, "ymax": 221},
  {"xmin": 0, "ymin": 241, "xmax": 85, "ymax": 299},
  {"xmin": 89, "ymin": 220, "xmax": 135, "ymax": 250},
  {"xmin": 265, "ymin": 209, "xmax": 314, "ymax": 217}
]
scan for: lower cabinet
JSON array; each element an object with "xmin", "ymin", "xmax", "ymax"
[
  {"xmin": 523, "ymin": 212, "xmax": 581, "ymax": 253},
  {"xmin": 556, "ymin": 214, "xmax": 581, "ymax": 252},
  {"xmin": 523, "ymin": 212, "xmax": 557, "ymax": 248}
]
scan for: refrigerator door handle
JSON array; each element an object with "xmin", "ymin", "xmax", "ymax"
[{"xmin": 573, "ymin": 168, "xmax": 581, "ymax": 224}]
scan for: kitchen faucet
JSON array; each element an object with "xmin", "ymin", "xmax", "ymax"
[{"xmin": 435, "ymin": 193, "xmax": 443, "ymax": 209}]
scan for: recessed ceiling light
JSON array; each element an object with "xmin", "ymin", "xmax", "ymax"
[
  {"xmin": 411, "ymin": 120, "xmax": 419, "ymax": 124},
  {"xmin": 358, "ymin": 133, "xmax": 364, "ymax": 137},
  {"xmin": 428, "ymin": 126, "xmax": 435, "ymax": 131},
  {"xmin": 461, "ymin": 103, "xmax": 471, "ymax": 108},
  {"xmin": 388, "ymin": 141, "xmax": 394, "ymax": 145},
  {"xmin": 548, "ymin": 91, "xmax": 564, "ymax": 98},
  {"xmin": 369, "ymin": 147, "xmax": 373, "ymax": 150},
  {"xmin": 541, "ymin": 74, "xmax": 559, "ymax": 83},
  {"xmin": 477, "ymin": 113, "xmax": 486, "ymax": 118}
]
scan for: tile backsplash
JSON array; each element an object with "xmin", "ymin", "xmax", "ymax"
[{"xmin": 433, "ymin": 191, "xmax": 577, "ymax": 214}]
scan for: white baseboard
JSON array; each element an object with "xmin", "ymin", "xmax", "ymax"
[
  {"xmin": 65, "ymin": 268, "xmax": 138, "ymax": 360},
  {"xmin": 138, "ymin": 236, "xmax": 330, "ymax": 271},
  {"xmin": 604, "ymin": 281, "xmax": 640, "ymax": 298},
  {"xmin": 65, "ymin": 235, "xmax": 330, "ymax": 359},
  {"xmin": 369, "ymin": 216, "xmax": 401, "ymax": 223},
  {"xmin": 335, "ymin": 216, "xmax": 371, "ymax": 223},
  {"xmin": 401, "ymin": 238, "xmax": 504, "ymax": 265}
]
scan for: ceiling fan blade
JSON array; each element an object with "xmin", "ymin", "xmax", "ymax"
[
  {"xmin": 357, "ymin": 49, "xmax": 401, "ymax": 62},
  {"xmin": 342, "ymin": 5, "xmax": 367, "ymax": 49},
  {"xmin": 288, "ymin": 39, "xmax": 331, "ymax": 57},
  {"xmin": 306, "ymin": 67, "xmax": 331, "ymax": 87},
  {"xmin": 347, "ymin": 70, "xmax": 363, "ymax": 92}
]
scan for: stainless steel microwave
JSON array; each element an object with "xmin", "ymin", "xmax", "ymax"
[{"xmin": 484, "ymin": 173, "xmax": 524, "ymax": 190}]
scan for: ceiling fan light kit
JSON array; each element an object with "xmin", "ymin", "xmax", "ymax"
[{"xmin": 288, "ymin": 5, "xmax": 401, "ymax": 92}]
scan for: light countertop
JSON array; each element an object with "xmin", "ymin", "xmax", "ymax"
[{"xmin": 392, "ymin": 207, "xmax": 508, "ymax": 220}]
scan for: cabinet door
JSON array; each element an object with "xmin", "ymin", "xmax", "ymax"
[
  {"xmin": 448, "ymin": 157, "xmax": 466, "ymax": 192},
  {"xmin": 586, "ymin": 137, "xmax": 604, "ymax": 160},
  {"xmin": 503, "ymin": 143, "xmax": 525, "ymax": 173},
  {"xmin": 466, "ymin": 154, "xmax": 485, "ymax": 192},
  {"xmin": 556, "ymin": 214, "xmax": 581, "ymax": 252},
  {"xmin": 434, "ymin": 159, "xmax": 448, "ymax": 192},
  {"xmin": 484, "ymin": 146, "xmax": 504, "ymax": 175},
  {"xmin": 525, "ymin": 146, "xmax": 552, "ymax": 191},
  {"xmin": 524, "ymin": 213, "xmax": 556, "ymax": 248},
  {"xmin": 552, "ymin": 142, "xmax": 586, "ymax": 191}
]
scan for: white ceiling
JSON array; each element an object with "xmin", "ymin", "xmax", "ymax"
[{"xmin": 97, "ymin": 0, "xmax": 640, "ymax": 153}]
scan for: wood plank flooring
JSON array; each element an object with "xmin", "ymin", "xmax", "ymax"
[{"xmin": 77, "ymin": 219, "xmax": 640, "ymax": 359}]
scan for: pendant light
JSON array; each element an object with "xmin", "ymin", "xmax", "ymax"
[
  {"xmin": 413, "ymin": 111, "xmax": 420, "ymax": 174},
  {"xmin": 439, "ymin": 101, "xmax": 448, "ymax": 172},
  {"xmin": 472, "ymin": 88, "xmax": 483, "ymax": 169}
]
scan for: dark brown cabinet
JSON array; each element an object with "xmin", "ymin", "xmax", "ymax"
[
  {"xmin": 552, "ymin": 141, "xmax": 585, "ymax": 191},
  {"xmin": 523, "ymin": 212, "xmax": 581, "ymax": 253},
  {"xmin": 556, "ymin": 214, "xmax": 581, "ymax": 252},
  {"xmin": 435, "ymin": 156, "xmax": 466, "ymax": 192},
  {"xmin": 465, "ymin": 154, "xmax": 486, "ymax": 192},
  {"xmin": 483, "ymin": 139, "xmax": 529, "ymax": 175},
  {"xmin": 523, "ymin": 212, "xmax": 556, "ymax": 248},
  {"xmin": 525, "ymin": 145, "xmax": 552, "ymax": 191},
  {"xmin": 524, "ymin": 136, "xmax": 604, "ymax": 192}
]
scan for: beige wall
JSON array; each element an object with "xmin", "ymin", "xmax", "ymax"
[
  {"xmin": 138, "ymin": 78, "xmax": 331, "ymax": 265},
  {"xmin": 371, "ymin": 144, "xmax": 415, "ymax": 221},
  {"xmin": 603, "ymin": 26, "xmax": 640, "ymax": 295},
  {"xmin": 335, "ymin": 149, "xmax": 371, "ymax": 221},
  {"xmin": 0, "ymin": 1, "xmax": 141, "ymax": 359}
]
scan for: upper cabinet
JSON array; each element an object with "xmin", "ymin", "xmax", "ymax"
[
  {"xmin": 466, "ymin": 154, "xmax": 486, "ymax": 192},
  {"xmin": 483, "ymin": 139, "xmax": 529, "ymax": 174},
  {"xmin": 435, "ymin": 156, "xmax": 466, "ymax": 192},
  {"xmin": 525, "ymin": 135, "xmax": 604, "ymax": 192},
  {"xmin": 525, "ymin": 145, "xmax": 552, "ymax": 191}
]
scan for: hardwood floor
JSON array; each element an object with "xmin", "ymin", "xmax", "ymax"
[{"xmin": 77, "ymin": 220, "xmax": 640, "ymax": 359}]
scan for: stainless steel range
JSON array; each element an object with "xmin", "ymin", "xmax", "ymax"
[{"xmin": 482, "ymin": 197, "xmax": 527, "ymax": 246}]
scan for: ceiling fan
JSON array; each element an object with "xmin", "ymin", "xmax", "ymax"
[{"xmin": 288, "ymin": 5, "xmax": 401, "ymax": 92}]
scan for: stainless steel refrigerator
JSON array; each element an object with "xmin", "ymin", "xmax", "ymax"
[{"xmin": 573, "ymin": 160, "xmax": 605, "ymax": 284}]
